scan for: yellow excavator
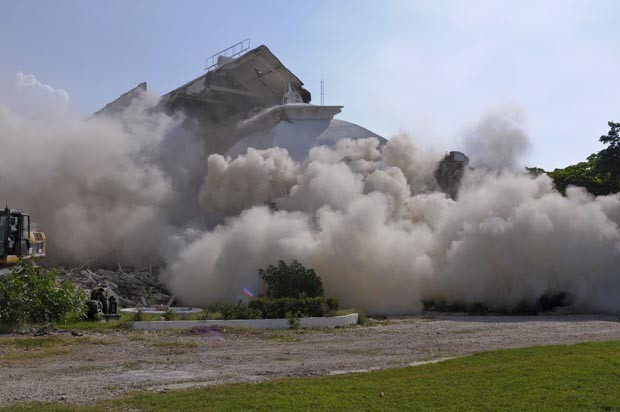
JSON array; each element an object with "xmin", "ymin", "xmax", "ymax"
[{"xmin": 0, "ymin": 206, "xmax": 46, "ymax": 266}]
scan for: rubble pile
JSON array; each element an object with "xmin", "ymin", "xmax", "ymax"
[{"xmin": 57, "ymin": 265, "xmax": 172, "ymax": 308}]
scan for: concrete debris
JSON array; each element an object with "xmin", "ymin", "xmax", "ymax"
[
  {"xmin": 17, "ymin": 324, "xmax": 65, "ymax": 336},
  {"xmin": 434, "ymin": 151, "xmax": 470, "ymax": 199},
  {"xmin": 96, "ymin": 45, "xmax": 321, "ymax": 156},
  {"xmin": 57, "ymin": 266, "xmax": 170, "ymax": 307},
  {"xmin": 94, "ymin": 82, "xmax": 147, "ymax": 117}
]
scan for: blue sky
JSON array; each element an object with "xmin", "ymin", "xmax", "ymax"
[{"xmin": 1, "ymin": 0, "xmax": 618, "ymax": 170}]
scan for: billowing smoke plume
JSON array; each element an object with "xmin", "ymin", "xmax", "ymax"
[
  {"xmin": 2, "ymin": 72, "xmax": 620, "ymax": 314},
  {"xmin": 0, "ymin": 73, "xmax": 188, "ymax": 264},
  {"xmin": 170, "ymin": 133, "xmax": 620, "ymax": 314},
  {"xmin": 464, "ymin": 105, "xmax": 530, "ymax": 170},
  {"xmin": 200, "ymin": 147, "xmax": 299, "ymax": 214}
]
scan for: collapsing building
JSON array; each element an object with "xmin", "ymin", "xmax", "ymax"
[
  {"xmin": 98, "ymin": 43, "xmax": 385, "ymax": 160},
  {"xmin": 98, "ymin": 42, "xmax": 466, "ymax": 195}
]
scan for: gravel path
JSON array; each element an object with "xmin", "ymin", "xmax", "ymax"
[{"xmin": 2, "ymin": 314, "xmax": 620, "ymax": 405}]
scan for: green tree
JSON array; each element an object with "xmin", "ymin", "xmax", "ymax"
[
  {"xmin": 258, "ymin": 260, "xmax": 324, "ymax": 299},
  {"xmin": 527, "ymin": 120, "xmax": 620, "ymax": 196},
  {"xmin": 0, "ymin": 261, "xmax": 86, "ymax": 331},
  {"xmin": 525, "ymin": 167, "xmax": 546, "ymax": 177},
  {"xmin": 546, "ymin": 154, "xmax": 608, "ymax": 195},
  {"xmin": 595, "ymin": 121, "xmax": 620, "ymax": 193}
]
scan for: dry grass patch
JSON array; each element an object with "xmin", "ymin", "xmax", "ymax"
[
  {"xmin": 149, "ymin": 340, "xmax": 199, "ymax": 355},
  {"xmin": 0, "ymin": 336, "xmax": 89, "ymax": 363}
]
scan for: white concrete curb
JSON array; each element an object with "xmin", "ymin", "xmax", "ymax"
[
  {"xmin": 131, "ymin": 313, "xmax": 359, "ymax": 330},
  {"xmin": 120, "ymin": 307, "xmax": 203, "ymax": 315}
]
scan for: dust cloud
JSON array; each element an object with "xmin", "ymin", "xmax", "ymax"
[{"xmin": 2, "ymin": 72, "xmax": 619, "ymax": 314}]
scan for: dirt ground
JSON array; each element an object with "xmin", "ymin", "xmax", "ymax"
[{"xmin": 2, "ymin": 314, "xmax": 620, "ymax": 405}]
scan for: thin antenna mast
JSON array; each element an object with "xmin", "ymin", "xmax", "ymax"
[{"xmin": 320, "ymin": 79, "xmax": 325, "ymax": 106}]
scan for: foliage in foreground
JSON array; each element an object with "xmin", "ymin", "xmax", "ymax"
[
  {"xmin": 207, "ymin": 296, "xmax": 340, "ymax": 320},
  {"xmin": 0, "ymin": 262, "xmax": 85, "ymax": 331},
  {"xmin": 528, "ymin": 121, "xmax": 620, "ymax": 195},
  {"xmin": 54, "ymin": 317, "xmax": 130, "ymax": 332},
  {"xmin": 249, "ymin": 296, "xmax": 339, "ymax": 319},
  {"xmin": 203, "ymin": 260, "xmax": 341, "ymax": 321},
  {"xmin": 259, "ymin": 259, "xmax": 324, "ymax": 298},
  {"xmin": 423, "ymin": 292, "xmax": 567, "ymax": 315},
  {"xmin": 6, "ymin": 340, "xmax": 620, "ymax": 411},
  {"xmin": 208, "ymin": 300, "xmax": 262, "ymax": 320}
]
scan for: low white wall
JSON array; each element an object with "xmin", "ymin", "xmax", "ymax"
[
  {"xmin": 120, "ymin": 307, "xmax": 203, "ymax": 315},
  {"xmin": 131, "ymin": 313, "xmax": 359, "ymax": 331}
]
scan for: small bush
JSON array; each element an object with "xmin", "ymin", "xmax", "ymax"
[
  {"xmin": 326, "ymin": 297, "xmax": 339, "ymax": 310},
  {"xmin": 133, "ymin": 309, "xmax": 144, "ymax": 322},
  {"xmin": 211, "ymin": 300, "xmax": 261, "ymax": 320},
  {"xmin": 259, "ymin": 260, "xmax": 323, "ymax": 298},
  {"xmin": 163, "ymin": 308, "xmax": 175, "ymax": 321},
  {"xmin": 422, "ymin": 292, "xmax": 569, "ymax": 316},
  {"xmin": 0, "ymin": 261, "xmax": 86, "ymax": 331},
  {"xmin": 218, "ymin": 303, "xmax": 238, "ymax": 320},
  {"xmin": 357, "ymin": 310, "xmax": 367, "ymax": 325},
  {"xmin": 248, "ymin": 297, "xmax": 339, "ymax": 319},
  {"xmin": 286, "ymin": 311, "xmax": 301, "ymax": 330},
  {"xmin": 204, "ymin": 297, "xmax": 341, "ymax": 320}
]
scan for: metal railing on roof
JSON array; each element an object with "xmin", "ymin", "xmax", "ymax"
[{"xmin": 205, "ymin": 39, "xmax": 251, "ymax": 71}]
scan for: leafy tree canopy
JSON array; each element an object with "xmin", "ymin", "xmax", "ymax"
[
  {"xmin": 595, "ymin": 121, "xmax": 620, "ymax": 189},
  {"xmin": 0, "ymin": 261, "xmax": 86, "ymax": 331},
  {"xmin": 525, "ymin": 167, "xmax": 546, "ymax": 177},
  {"xmin": 258, "ymin": 260, "xmax": 324, "ymax": 299},
  {"xmin": 527, "ymin": 121, "xmax": 620, "ymax": 196}
]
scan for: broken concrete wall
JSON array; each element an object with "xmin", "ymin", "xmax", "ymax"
[
  {"xmin": 435, "ymin": 151, "xmax": 470, "ymax": 199},
  {"xmin": 94, "ymin": 82, "xmax": 147, "ymax": 117}
]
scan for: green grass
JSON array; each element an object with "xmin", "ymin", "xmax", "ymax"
[
  {"xmin": 149, "ymin": 340, "xmax": 199, "ymax": 355},
  {"xmin": 55, "ymin": 311, "xmax": 210, "ymax": 331},
  {"xmin": 0, "ymin": 336, "xmax": 96, "ymax": 361},
  {"xmin": 266, "ymin": 330, "xmax": 301, "ymax": 343},
  {"xmin": 0, "ymin": 336, "xmax": 73, "ymax": 359},
  {"xmin": 55, "ymin": 320, "xmax": 126, "ymax": 332},
  {"xmin": 54, "ymin": 307, "xmax": 360, "ymax": 331},
  {"xmin": 55, "ymin": 314, "xmax": 136, "ymax": 332},
  {"xmin": 5, "ymin": 340, "xmax": 620, "ymax": 411},
  {"xmin": 54, "ymin": 310, "xmax": 206, "ymax": 332}
]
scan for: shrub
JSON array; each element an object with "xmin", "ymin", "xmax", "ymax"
[
  {"xmin": 218, "ymin": 303, "xmax": 237, "ymax": 320},
  {"xmin": 213, "ymin": 300, "xmax": 261, "ymax": 320},
  {"xmin": 286, "ymin": 311, "xmax": 301, "ymax": 330},
  {"xmin": 204, "ymin": 297, "xmax": 341, "ymax": 320},
  {"xmin": 258, "ymin": 260, "xmax": 323, "ymax": 298},
  {"xmin": 422, "ymin": 292, "xmax": 569, "ymax": 315},
  {"xmin": 163, "ymin": 308, "xmax": 175, "ymax": 321},
  {"xmin": 133, "ymin": 308, "xmax": 144, "ymax": 321},
  {"xmin": 326, "ymin": 297, "xmax": 339, "ymax": 311},
  {"xmin": 357, "ymin": 310, "xmax": 367, "ymax": 325},
  {"xmin": 0, "ymin": 261, "xmax": 86, "ymax": 331},
  {"xmin": 248, "ymin": 297, "xmax": 339, "ymax": 319}
]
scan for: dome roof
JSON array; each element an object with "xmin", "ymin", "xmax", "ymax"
[{"xmin": 226, "ymin": 104, "xmax": 386, "ymax": 161}]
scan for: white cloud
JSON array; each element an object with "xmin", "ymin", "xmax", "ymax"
[
  {"xmin": 328, "ymin": 1, "xmax": 620, "ymax": 170},
  {"xmin": 0, "ymin": 71, "xmax": 71, "ymax": 116},
  {"xmin": 16, "ymin": 71, "xmax": 70, "ymax": 104}
]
